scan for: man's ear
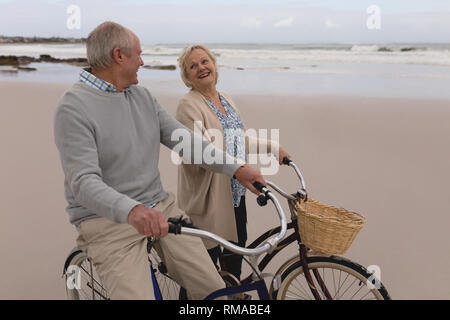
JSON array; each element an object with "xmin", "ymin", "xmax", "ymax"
[{"xmin": 112, "ymin": 47, "xmax": 123, "ymax": 64}]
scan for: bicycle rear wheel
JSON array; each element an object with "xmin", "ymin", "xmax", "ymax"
[
  {"xmin": 273, "ymin": 256, "xmax": 390, "ymax": 300},
  {"xmin": 148, "ymin": 247, "xmax": 181, "ymax": 300},
  {"xmin": 64, "ymin": 249, "xmax": 108, "ymax": 300},
  {"xmin": 63, "ymin": 248, "xmax": 181, "ymax": 300}
]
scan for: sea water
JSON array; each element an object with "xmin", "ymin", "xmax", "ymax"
[{"xmin": 1, "ymin": 43, "xmax": 449, "ymax": 99}]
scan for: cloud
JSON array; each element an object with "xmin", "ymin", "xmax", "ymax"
[
  {"xmin": 273, "ymin": 16, "xmax": 294, "ymax": 28},
  {"xmin": 325, "ymin": 19, "xmax": 341, "ymax": 29},
  {"xmin": 240, "ymin": 16, "xmax": 262, "ymax": 29}
]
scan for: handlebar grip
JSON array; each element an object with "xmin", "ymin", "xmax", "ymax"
[
  {"xmin": 168, "ymin": 223, "xmax": 179, "ymax": 234},
  {"xmin": 253, "ymin": 181, "xmax": 265, "ymax": 193},
  {"xmin": 282, "ymin": 157, "xmax": 292, "ymax": 165},
  {"xmin": 168, "ymin": 216, "xmax": 196, "ymax": 235}
]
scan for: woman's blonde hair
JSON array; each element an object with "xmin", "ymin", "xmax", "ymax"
[{"xmin": 177, "ymin": 44, "xmax": 218, "ymax": 89}]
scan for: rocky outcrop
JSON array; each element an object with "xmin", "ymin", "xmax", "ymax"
[
  {"xmin": 0, "ymin": 54, "xmax": 89, "ymax": 73},
  {"xmin": 143, "ymin": 64, "xmax": 176, "ymax": 70},
  {"xmin": 0, "ymin": 35, "xmax": 86, "ymax": 44},
  {"xmin": 0, "ymin": 54, "xmax": 88, "ymax": 70},
  {"xmin": 0, "ymin": 55, "xmax": 38, "ymax": 66},
  {"xmin": 37, "ymin": 55, "xmax": 87, "ymax": 66},
  {"xmin": 0, "ymin": 54, "xmax": 180, "ymax": 73}
]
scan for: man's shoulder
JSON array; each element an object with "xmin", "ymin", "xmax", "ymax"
[
  {"xmin": 130, "ymin": 84, "xmax": 151, "ymax": 97},
  {"xmin": 58, "ymin": 82, "xmax": 93, "ymax": 104},
  {"xmin": 56, "ymin": 83, "xmax": 81, "ymax": 108},
  {"xmin": 130, "ymin": 85, "xmax": 160, "ymax": 106},
  {"xmin": 55, "ymin": 82, "xmax": 99, "ymax": 119}
]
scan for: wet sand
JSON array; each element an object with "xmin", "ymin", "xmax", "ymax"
[{"xmin": 0, "ymin": 80, "xmax": 449, "ymax": 299}]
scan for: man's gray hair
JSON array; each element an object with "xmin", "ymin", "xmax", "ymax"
[{"xmin": 86, "ymin": 21, "xmax": 133, "ymax": 70}]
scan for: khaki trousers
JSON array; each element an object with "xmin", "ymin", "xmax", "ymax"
[{"xmin": 76, "ymin": 192, "xmax": 226, "ymax": 300}]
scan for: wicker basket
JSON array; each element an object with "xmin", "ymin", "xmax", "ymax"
[{"xmin": 295, "ymin": 198, "xmax": 366, "ymax": 255}]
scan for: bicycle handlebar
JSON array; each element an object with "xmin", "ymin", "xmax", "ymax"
[
  {"xmin": 266, "ymin": 157, "xmax": 307, "ymax": 201},
  {"xmin": 168, "ymin": 182, "xmax": 287, "ymax": 257},
  {"xmin": 167, "ymin": 160, "xmax": 307, "ymax": 256},
  {"xmin": 282, "ymin": 156, "xmax": 292, "ymax": 165}
]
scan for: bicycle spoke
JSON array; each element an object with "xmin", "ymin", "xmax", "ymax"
[
  {"xmin": 339, "ymin": 277, "xmax": 358, "ymax": 298},
  {"xmin": 334, "ymin": 271, "xmax": 350, "ymax": 299},
  {"xmin": 359, "ymin": 289, "xmax": 374, "ymax": 300},
  {"xmin": 79, "ymin": 263, "xmax": 104, "ymax": 291},
  {"xmin": 86, "ymin": 281, "xmax": 108, "ymax": 300},
  {"xmin": 72, "ymin": 259, "xmax": 108, "ymax": 300},
  {"xmin": 290, "ymin": 276, "xmax": 313, "ymax": 299},
  {"xmin": 349, "ymin": 280, "xmax": 366, "ymax": 300},
  {"xmin": 332, "ymin": 268, "xmax": 337, "ymax": 296},
  {"xmin": 298, "ymin": 278, "xmax": 314, "ymax": 299}
]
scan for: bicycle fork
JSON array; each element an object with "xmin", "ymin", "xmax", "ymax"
[
  {"xmin": 289, "ymin": 199, "xmax": 333, "ymax": 300},
  {"xmin": 299, "ymin": 243, "xmax": 333, "ymax": 300}
]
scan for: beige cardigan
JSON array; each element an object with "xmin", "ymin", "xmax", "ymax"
[{"xmin": 175, "ymin": 90, "xmax": 279, "ymax": 249}]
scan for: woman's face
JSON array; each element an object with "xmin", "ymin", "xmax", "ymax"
[{"xmin": 185, "ymin": 48, "xmax": 217, "ymax": 90}]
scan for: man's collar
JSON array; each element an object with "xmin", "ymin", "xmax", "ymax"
[{"xmin": 79, "ymin": 68, "xmax": 131, "ymax": 93}]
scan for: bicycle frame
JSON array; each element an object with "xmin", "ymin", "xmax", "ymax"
[
  {"xmin": 148, "ymin": 236, "xmax": 272, "ymax": 300},
  {"xmin": 204, "ymin": 280, "xmax": 270, "ymax": 300}
]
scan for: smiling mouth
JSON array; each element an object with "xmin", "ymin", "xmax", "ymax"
[{"xmin": 198, "ymin": 72, "xmax": 210, "ymax": 79}]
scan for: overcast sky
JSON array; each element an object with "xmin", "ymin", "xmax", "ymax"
[{"xmin": 1, "ymin": 0, "xmax": 449, "ymax": 44}]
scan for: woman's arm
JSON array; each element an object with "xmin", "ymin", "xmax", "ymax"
[
  {"xmin": 174, "ymin": 98, "xmax": 245, "ymax": 175},
  {"xmin": 246, "ymin": 135, "xmax": 290, "ymax": 164},
  {"xmin": 221, "ymin": 92, "xmax": 291, "ymax": 164}
]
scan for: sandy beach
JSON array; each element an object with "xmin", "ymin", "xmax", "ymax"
[{"xmin": 0, "ymin": 79, "xmax": 449, "ymax": 299}]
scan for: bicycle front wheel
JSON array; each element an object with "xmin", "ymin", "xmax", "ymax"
[{"xmin": 273, "ymin": 256, "xmax": 390, "ymax": 300}]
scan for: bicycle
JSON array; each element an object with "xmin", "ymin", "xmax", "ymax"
[
  {"xmin": 62, "ymin": 181, "xmax": 286, "ymax": 300},
  {"xmin": 63, "ymin": 159, "xmax": 391, "ymax": 300}
]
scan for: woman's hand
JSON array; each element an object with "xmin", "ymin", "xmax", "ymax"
[
  {"xmin": 278, "ymin": 146, "xmax": 291, "ymax": 165},
  {"xmin": 234, "ymin": 164, "xmax": 266, "ymax": 195}
]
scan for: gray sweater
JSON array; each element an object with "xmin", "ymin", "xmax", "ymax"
[{"xmin": 54, "ymin": 82, "xmax": 243, "ymax": 226}]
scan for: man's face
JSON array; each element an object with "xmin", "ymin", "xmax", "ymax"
[{"xmin": 120, "ymin": 32, "xmax": 144, "ymax": 87}]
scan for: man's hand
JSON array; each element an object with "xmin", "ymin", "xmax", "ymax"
[
  {"xmin": 234, "ymin": 164, "xmax": 266, "ymax": 195},
  {"xmin": 128, "ymin": 204, "xmax": 169, "ymax": 238}
]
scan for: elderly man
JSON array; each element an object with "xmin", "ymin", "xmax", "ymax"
[{"xmin": 54, "ymin": 21, "xmax": 265, "ymax": 300}]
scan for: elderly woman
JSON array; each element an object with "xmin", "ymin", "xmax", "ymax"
[{"xmin": 175, "ymin": 44, "xmax": 290, "ymax": 282}]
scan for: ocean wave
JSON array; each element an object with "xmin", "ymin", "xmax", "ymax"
[
  {"xmin": 350, "ymin": 45, "xmax": 380, "ymax": 52},
  {"xmin": 2, "ymin": 43, "xmax": 450, "ymax": 70},
  {"xmin": 141, "ymin": 46, "xmax": 181, "ymax": 57},
  {"xmin": 350, "ymin": 44, "xmax": 429, "ymax": 53}
]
